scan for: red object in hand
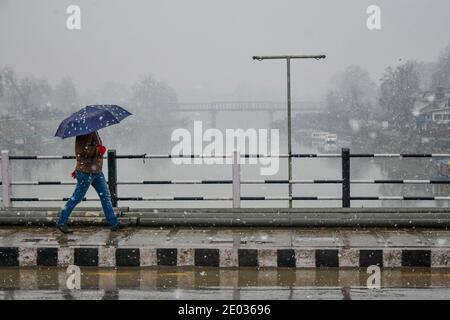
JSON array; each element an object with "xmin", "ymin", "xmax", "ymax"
[
  {"xmin": 97, "ymin": 144, "xmax": 107, "ymax": 155},
  {"xmin": 71, "ymin": 170, "xmax": 77, "ymax": 179}
]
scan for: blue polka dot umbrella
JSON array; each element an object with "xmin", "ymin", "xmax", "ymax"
[{"xmin": 55, "ymin": 105, "xmax": 132, "ymax": 139}]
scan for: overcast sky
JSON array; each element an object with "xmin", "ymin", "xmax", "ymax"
[{"xmin": 1, "ymin": 0, "xmax": 449, "ymax": 101}]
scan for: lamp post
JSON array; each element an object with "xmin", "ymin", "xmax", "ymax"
[{"xmin": 252, "ymin": 54, "xmax": 326, "ymax": 208}]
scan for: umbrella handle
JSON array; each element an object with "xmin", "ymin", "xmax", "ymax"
[{"xmin": 95, "ymin": 131, "xmax": 102, "ymax": 145}]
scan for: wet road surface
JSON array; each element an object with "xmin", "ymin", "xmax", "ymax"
[{"xmin": 1, "ymin": 267, "xmax": 450, "ymax": 300}]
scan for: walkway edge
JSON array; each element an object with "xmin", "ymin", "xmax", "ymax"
[
  {"xmin": 1, "ymin": 246, "xmax": 448, "ymax": 268},
  {"xmin": 1, "ymin": 207, "xmax": 450, "ymax": 227}
]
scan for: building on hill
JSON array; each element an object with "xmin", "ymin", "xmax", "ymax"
[{"xmin": 414, "ymin": 87, "xmax": 450, "ymax": 136}]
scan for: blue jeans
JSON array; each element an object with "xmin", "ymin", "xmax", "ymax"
[{"xmin": 57, "ymin": 171, "xmax": 119, "ymax": 227}]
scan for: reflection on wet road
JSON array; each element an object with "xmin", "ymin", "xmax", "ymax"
[{"xmin": 1, "ymin": 267, "xmax": 450, "ymax": 300}]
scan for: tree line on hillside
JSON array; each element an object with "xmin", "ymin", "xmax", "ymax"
[
  {"xmin": 324, "ymin": 46, "xmax": 450, "ymax": 134},
  {"xmin": 0, "ymin": 68, "xmax": 179, "ymax": 125},
  {"xmin": 0, "ymin": 69, "xmax": 182, "ymax": 153}
]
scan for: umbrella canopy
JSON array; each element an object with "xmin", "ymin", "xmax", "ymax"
[{"xmin": 55, "ymin": 105, "xmax": 132, "ymax": 139}]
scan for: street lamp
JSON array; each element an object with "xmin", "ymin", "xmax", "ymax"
[{"xmin": 252, "ymin": 54, "xmax": 326, "ymax": 208}]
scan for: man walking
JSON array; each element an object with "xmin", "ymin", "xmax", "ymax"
[{"xmin": 56, "ymin": 131, "xmax": 123, "ymax": 233}]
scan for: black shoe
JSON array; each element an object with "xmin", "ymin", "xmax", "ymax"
[
  {"xmin": 57, "ymin": 224, "xmax": 73, "ymax": 234},
  {"xmin": 110, "ymin": 223, "xmax": 125, "ymax": 232}
]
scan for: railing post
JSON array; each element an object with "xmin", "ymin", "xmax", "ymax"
[
  {"xmin": 1, "ymin": 150, "xmax": 12, "ymax": 207},
  {"xmin": 232, "ymin": 150, "xmax": 241, "ymax": 208},
  {"xmin": 342, "ymin": 148, "xmax": 351, "ymax": 208},
  {"xmin": 107, "ymin": 149, "xmax": 118, "ymax": 208}
]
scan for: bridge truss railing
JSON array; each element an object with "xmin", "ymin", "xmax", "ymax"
[{"xmin": 1, "ymin": 149, "xmax": 450, "ymax": 208}]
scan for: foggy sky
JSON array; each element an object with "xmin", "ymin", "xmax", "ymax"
[{"xmin": 1, "ymin": 0, "xmax": 449, "ymax": 101}]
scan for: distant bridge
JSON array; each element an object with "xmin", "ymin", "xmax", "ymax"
[
  {"xmin": 176, "ymin": 100, "xmax": 325, "ymax": 112},
  {"xmin": 0, "ymin": 101, "xmax": 327, "ymax": 129},
  {"xmin": 173, "ymin": 100, "xmax": 326, "ymax": 127}
]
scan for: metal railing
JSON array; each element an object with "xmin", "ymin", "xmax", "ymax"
[{"xmin": 1, "ymin": 148, "xmax": 450, "ymax": 208}]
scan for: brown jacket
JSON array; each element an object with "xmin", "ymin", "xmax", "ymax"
[{"xmin": 75, "ymin": 132, "xmax": 103, "ymax": 173}]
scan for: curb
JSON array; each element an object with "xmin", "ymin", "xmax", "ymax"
[{"xmin": 1, "ymin": 246, "xmax": 449, "ymax": 268}]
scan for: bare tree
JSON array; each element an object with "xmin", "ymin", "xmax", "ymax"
[
  {"xmin": 130, "ymin": 75, "xmax": 178, "ymax": 116},
  {"xmin": 430, "ymin": 46, "xmax": 450, "ymax": 90},
  {"xmin": 326, "ymin": 65, "xmax": 378, "ymax": 131},
  {"xmin": 0, "ymin": 67, "xmax": 52, "ymax": 117},
  {"xmin": 379, "ymin": 62, "xmax": 420, "ymax": 131},
  {"xmin": 53, "ymin": 77, "xmax": 78, "ymax": 112}
]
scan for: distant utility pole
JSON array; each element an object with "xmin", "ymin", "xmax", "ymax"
[{"xmin": 252, "ymin": 54, "xmax": 326, "ymax": 208}]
